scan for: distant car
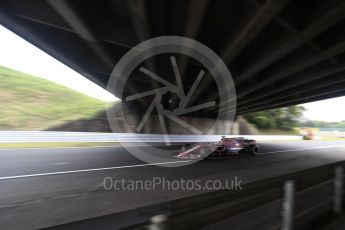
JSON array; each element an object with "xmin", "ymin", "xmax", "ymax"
[
  {"xmin": 176, "ymin": 136, "xmax": 259, "ymax": 160},
  {"xmin": 303, "ymin": 130, "xmax": 315, "ymax": 140}
]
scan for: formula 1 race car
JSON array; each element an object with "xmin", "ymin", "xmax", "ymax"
[{"xmin": 176, "ymin": 136, "xmax": 259, "ymax": 160}]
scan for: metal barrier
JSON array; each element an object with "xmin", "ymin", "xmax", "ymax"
[
  {"xmin": 282, "ymin": 181, "xmax": 294, "ymax": 230},
  {"xmin": 47, "ymin": 162, "xmax": 345, "ymax": 230},
  {"xmin": 147, "ymin": 166, "xmax": 345, "ymax": 230},
  {"xmin": 0, "ymin": 131, "xmax": 303, "ymax": 143}
]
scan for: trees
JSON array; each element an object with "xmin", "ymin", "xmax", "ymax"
[
  {"xmin": 299, "ymin": 120, "xmax": 345, "ymax": 129},
  {"xmin": 244, "ymin": 105, "xmax": 305, "ymax": 131}
]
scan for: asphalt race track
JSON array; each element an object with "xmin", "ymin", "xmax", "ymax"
[{"xmin": 1, "ymin": 140, "xmax": 345, "ymax": 230}]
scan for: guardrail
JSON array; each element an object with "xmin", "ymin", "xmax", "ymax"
[
  {"xmin": 48, "ymin": 161, "xmax": 345, "ymax": 230},
  {"xmin": 147, "ymin": 168, "xmax": 343, "ymax": 230},
  {"xmin": 0, "ymin": 131, "xmax": 303, "ymax": 143}
]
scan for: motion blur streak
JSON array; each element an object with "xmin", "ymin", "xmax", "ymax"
[{"xmin": 1, "ymin": 140, "xmax": 345, "ymax": 229}]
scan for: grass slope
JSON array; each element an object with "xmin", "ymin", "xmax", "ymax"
[
  {"xmin": 0, "ymin": 66, "xmax": 111, "ymax": 130},
  {"xmin": 257, "ymin": 128, "xmax": 300, "ymax": 135}
]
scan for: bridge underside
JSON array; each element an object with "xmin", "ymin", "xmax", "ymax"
[{"xmin": 1, "ymin": 0, "xmax": 345, "ymax": 117}]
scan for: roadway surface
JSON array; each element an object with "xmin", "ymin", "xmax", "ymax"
[{"xmin": 1, "ymin": 140, "xmax": 345, "ymax": 230}]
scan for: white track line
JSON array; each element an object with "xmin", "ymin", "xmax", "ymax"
[
  {"xmin": 0, "ymin": 145, "xmax": 121, "ymax": 151},
  {"xmin": 0, "ymin": 143, "xmax": 185, "ymax": 151},
  {"xmin": 0, "ymin": 160, "xmax": 193, "ymax": 181},
  {"xmin": 1, "ymin": 145, "xmax": 344, "ymax": 181},
  {"xmin": 54, "ymin": 162, "xmax": 69, "ymax": 165},
  {"xmin": 260, "ymin": 145, "xmax": 345, "ymax": 155}
]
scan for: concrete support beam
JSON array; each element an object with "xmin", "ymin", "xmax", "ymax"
[
  {"xmin": 237, "ymin": 1, "xmax": 345, "ymax": 83},
  {"xmin": 191, "ymin": 0, "xmax": 288, "ymax": 105},
  {"xmin": 238, "ymin": 62, "xmax": 345, "ymax": 107},
  {"xmin": 222, "ymin": 0, "xmax": 290, "ymax": 64},
  {"xmin": 47, "ymin": 0, "xmax": 114, "ymax": 69},
  {"xmin": 237, "ymin": 87, "xmax": 345, "ymax": 114},
  {"xmin": 237, "ymin": 39, "xmax": 345, "ymax": 99},
  {"xmin": 240, "ymin": 71, "xmax": 345, "ymax": 110}
]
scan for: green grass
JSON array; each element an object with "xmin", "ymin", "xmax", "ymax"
[
  {"xmin": 257, "ymin": 128, "xmax": 300, "ymax": 135},
  {"xmin": 320, "ymin": 136, "xmax": 345, "ymax": 141},
  {"xmin": 0, "ymin": 66, "xmax": 113, "ymax": 130},
  {"xmin": 0, "ymin": 142, "xmax": 117, "ymax": 149}
]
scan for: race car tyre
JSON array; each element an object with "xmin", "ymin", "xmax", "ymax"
[{"xmin": 247, "ymin": 144, "xmax": 259, "ymax": 156}]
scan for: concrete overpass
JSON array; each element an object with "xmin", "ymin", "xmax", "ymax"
[
  {"xmin": 1, "ymin": 0, "xmax": 345, "ymax": 128},
  {"xmin": 3, "ymin": 2, "xmax": 345, "ymax": 228}
]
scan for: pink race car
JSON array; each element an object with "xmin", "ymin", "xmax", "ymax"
[{"xmin": 176, "ymin": 136, "xmax": 259, "ymax": 160}]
